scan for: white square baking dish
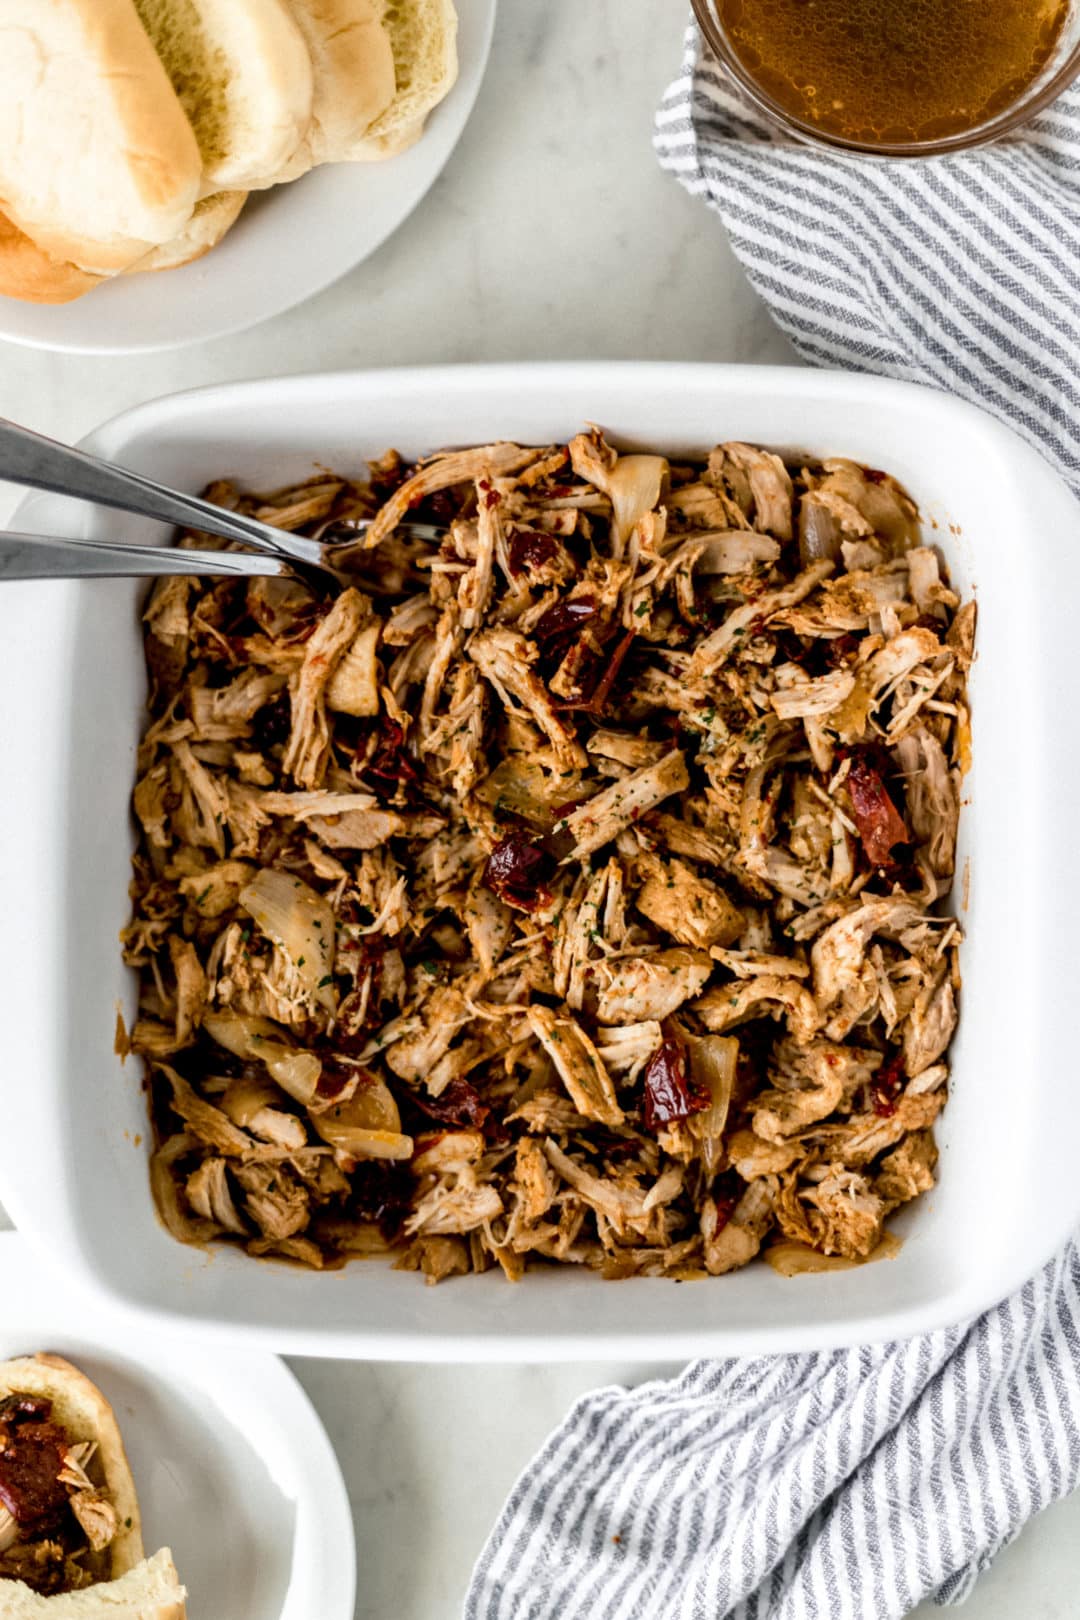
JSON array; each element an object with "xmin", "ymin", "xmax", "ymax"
[{"xmin": 2, "ymin": 362, "xmax": 1077, "ymax": 1360}]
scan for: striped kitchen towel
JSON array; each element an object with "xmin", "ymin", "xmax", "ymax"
[
  {"xmin": 466, "ymin": 1241, "xmax": 1080, "ymax": 1618},
  {"xmin": 652, "ymin": 22, "xmax": 1080, "ymax": 495}
]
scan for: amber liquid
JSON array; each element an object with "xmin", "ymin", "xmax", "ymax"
[{"xmin": 717, "ymin": 0, "xmax": 1069, "ymax": 144}]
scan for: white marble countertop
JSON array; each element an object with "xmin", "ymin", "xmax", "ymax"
[{"xmin": 0, "ymin": 4, "xmax": 1077, "ymax": 1617}]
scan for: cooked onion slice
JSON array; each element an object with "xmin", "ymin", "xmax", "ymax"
[
  {"xmin": 570, "ymin": 430, "xmax": 667, "ymax": 550},
  {"xmin": 313, "ymin": 1075, "xmax": 412, "ymax": 1161},
  {"xmin": 607, "ymin": 455, "xmax": 667, "ymax": 549},
  {"xmin": 798, "ymin": 494, "xmax": 843, "ymax": 565},
  {"xmin": 203, "ymin": 1010, "xmax": 321, "ymax": 1106},
  {"xmin": 239, "ymin": 868, "xmax": 337, "ymax": 1014},
  {"xmin": 765, "ymin": 1231, "xmax": 902, "ymax": 1275},
  {"xmin": 687, "ymin": 1034, "xmax": 738, "ymax": 1174}
]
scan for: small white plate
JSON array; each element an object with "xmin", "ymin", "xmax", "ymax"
[
  {"xmin": 0, "ymin": 0, "xmax": 496, "ymax": 355},
  {"xmin": 0, "ymin": 1232, "xmax": 355, "ymax": 1619}
]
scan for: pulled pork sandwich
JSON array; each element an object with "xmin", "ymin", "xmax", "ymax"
[
  {"xmin": 126, "ymin": 430, "xmax": 972, "ymax": 1284},
  {"xmin": 0, "ymin": 1355, "xmax": 185, "ymax": 1616}
]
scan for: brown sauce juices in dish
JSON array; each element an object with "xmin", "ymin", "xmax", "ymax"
[{"xmin": 717, "ymin": 0, "xmax": 1069, "ymax": 144}]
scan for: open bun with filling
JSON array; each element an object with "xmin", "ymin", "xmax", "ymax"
[{"xmin": 0, "ymin": 1356, "xmax": 186, "ymax": 1618}]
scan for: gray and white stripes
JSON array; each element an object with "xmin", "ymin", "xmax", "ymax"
[
  {"xmin": 466, "ymin": 1243, "xmax": 1080, "ymax": 1617},
  {"xmin": 465, "ymin": 28, "xmax": 1080, "ymax": 1619},
  {"xmin": 653, "ymin": 24, "xmax": 1080, "ymax": 494}
]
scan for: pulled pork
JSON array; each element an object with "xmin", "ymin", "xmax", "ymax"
[{"xmin": 126, "ymin": 434, "xmax": 970, "ymax": 1282}]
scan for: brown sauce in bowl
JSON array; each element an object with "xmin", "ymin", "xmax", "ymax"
[{"xmin": 716, "ymin": 0, "xmax": 1069, "ymax": 144}]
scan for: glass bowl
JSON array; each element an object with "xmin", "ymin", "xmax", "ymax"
[{"xmin": 690, "ymin": 0, "xmax": 1080, "ymax": 157}]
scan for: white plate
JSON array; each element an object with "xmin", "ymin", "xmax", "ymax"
[
  {"xmin": 0, "ymin": 1232, "xmax": 355, "ymax": 1618},
  {"xmin": 2, "ymin": 363, "xmax": 1079, "ymax": 1360},
  {"xmin": 0, "ymin": 0, "xmax": 496, "ymax": 355}
]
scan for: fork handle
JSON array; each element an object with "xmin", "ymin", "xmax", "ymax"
[
  {"xmin": 0, "ymin": 531, "xmax": 288, "ymax": 581},
  {"xmin": 0, "ymin": 417, "xmax": 323, "ymax": 568}
]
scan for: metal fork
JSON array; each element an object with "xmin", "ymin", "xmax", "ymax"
[
  {"xmin": 0, "ymin": 416, "xmax": 442, "ymax": 579},
  {"xmin": 0, "ymin": 531, "xmax": 292, "ymax": 581}
]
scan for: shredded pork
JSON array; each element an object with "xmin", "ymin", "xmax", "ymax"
[{"xmin": 127, "ymin": 431, "xmax": 970, "ymax": 1282}]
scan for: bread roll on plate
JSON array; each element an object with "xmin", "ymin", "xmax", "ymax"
[
  {"xmin": 0, "ymin": 0, "xmax": 201, "ymax": 273},
  {"xmin": 133, "ymin": 0, "xmax": 314, "ymax": 191},
  {"xmin": 0, "ymin": 216, "xmax": 101, "ymax": 307},
  {"xmin": 270, "ymin": 0, "xmax": 397, "ymax": 183},
  {"xmin": 0, "ymin": 191, "xmax": 245, "ymax": 301},
  {"xmin": 126, "ymin": 192, "xmax": 248, "ymax": 274},
  {"xmin": 0, "ymin": 1354, "xmax": 186, "ymax": 1618},
  {"xmin": 352, "ymin": 0, "xmax": 458, "ymax": 158}
]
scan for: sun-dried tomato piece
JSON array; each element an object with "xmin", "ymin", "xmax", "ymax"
[
  {"xmin": 347, "ymin": 1161, "xmax": 413, "ymax": 1239},
  {"xmin": 362, "ymin": 719, "xmax": 421, "ymax": 797},
  {"xmin": 251, "ymin": 691, "xmax": 292, "ymax": 751},
  {"xmin": 411, "ymin": 1078, "xmax": 490, "ymax": 1130},
  {"xmin": 335, "ymin": 908, "xmax": 386, "ymax": 968},
  {"xmin": 313, "ymin": 1054, "xmax": 366, "ymax": 1101},
  {"xmin": 642, "ymin": 1037, "xmax": 709, "ymax": 1133},
  {"xmin": 559, "ymin": 628, "xmax": 637, "ymax": 718},
  {"xmin": 533, "ymin": 595, "xmax": 598, "ymax": 651},
  {"xmin": 599, "ymin": 1136, "xmax": 639, "ymax": 1166},
  {"xmin": 825, "ymin": 632, "xmax": 861, "ymax": 668},
  {"xmin": 483, "ymin": 833, "xmax": 553, "ymax": 912},
  {"xmin": 409, "ymin": 487, "xmax": 459, "ymax": 526},
  {"xmin": 871, "ymin": 1049, "xmax": 906, "ymax": 1116},
  {"xmin": 846, "ymin": 751, "xmax": 910, "ymax": 868},
  {"xmin": 710, "ymin": 1169, "xmax": 743, "ymax": 1232},
  {"xmin": 550, "ymin": 796, "xmax": 588, "ymax": 821},
  {"xmin": 508, "ymin": 529, "xmax": 560, "ymax": 575}
]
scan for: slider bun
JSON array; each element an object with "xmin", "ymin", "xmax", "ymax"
[
  {"xmin": 125, "ymin": 192, "xmax": 248, "ymax": 274},
  {"xmin": 0, "ymin": 0, "xmax": 201, "ymax": 274},
  {"xmin": 0, "ymin": 215, "xmax": 102, "ymax": 306},
  {"xmin": 133, "ymin": 0, "xmax": 315, "ymax": 192},
  {"xmin": 270, "ymin": 0, "xmax": 397, "ymax": 183},
  {"xmin": 350, "ymin": 0, "xmax": 458, "ymax": 157}
]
